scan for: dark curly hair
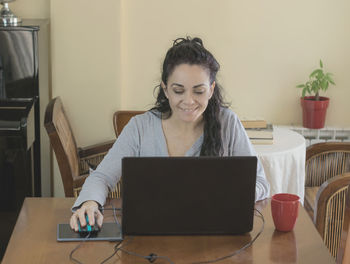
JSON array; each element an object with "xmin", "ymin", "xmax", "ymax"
[{"xmin": 153, "ymin": 37, "xmax": 228, "ymax": 156}]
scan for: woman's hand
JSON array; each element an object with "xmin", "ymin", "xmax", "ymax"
[{"xmin": 70, "ymin": 200, "xmax": 104, "ymax": 231}]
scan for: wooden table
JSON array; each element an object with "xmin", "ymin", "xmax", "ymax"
[{"xmin": 2, "ymin": 197, "xmax": 335, "ymax": 264}]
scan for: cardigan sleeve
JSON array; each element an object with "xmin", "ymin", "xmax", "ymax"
[
  {"xmin": 223, "ymin": 109, "xmax": 270, "ymax": 201},
  {"xmin": 72, "ymin": 117, "xmax": 140, "ymax": 210}
]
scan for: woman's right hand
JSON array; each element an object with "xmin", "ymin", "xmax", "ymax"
[{"xmin": 70, "ymin": 200, "xmax": 104, "ymax": 232}]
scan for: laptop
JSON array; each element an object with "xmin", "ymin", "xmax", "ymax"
[{"xmin": 122, "ymin": 156, "xmax": 257, "ymax": 235}]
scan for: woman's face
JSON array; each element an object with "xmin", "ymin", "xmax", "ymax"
[{"xmin": 161, "ymin": 64, "xmax": 215, "ymax": 124}]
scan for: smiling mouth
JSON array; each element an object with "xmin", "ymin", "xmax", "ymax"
[{"xmin": 180, "ymin": 107, "xmax": 198, "ymax": 112}]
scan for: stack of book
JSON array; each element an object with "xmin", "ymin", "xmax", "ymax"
[{"xmin": 241, "ymin": 120, "xmax": 274, "ymax": 145}]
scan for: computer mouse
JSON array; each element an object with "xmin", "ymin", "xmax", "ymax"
[{"xmin": 78, "ymin": 214, "xmax": 100, "ymax": 233}]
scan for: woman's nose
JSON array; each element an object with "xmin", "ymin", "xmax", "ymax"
[{"xmin": 183, "ymin": 92, "xmax": 195, "ymax": 104}]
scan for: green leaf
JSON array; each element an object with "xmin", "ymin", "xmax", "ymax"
[
  {"xmin": 317, "ymin": 71, "xmax": 325, "ymax": 80},
  {"xmin": 310, "ymin": 69, "xmax": 322, "ymax": 78},
  {"xmin": 325, "ymin": 73, "xmax": 333, "ymax": 83},
  {"xmin": 298, "ymin": 60, "xmax": 335, "ymax": 96},
  {"xmin": 311, "ymin": 82, "xmax": 317, "ymax": 92},
  {"xmin": 328, "ymin": 78, "xmax": 335, "ymax": 85},
  {"xmin": 306, "ymin": 86, "xmax": 311, "ymax": 94}
]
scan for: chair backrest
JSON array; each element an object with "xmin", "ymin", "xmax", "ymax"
[
  {"xmin": 337, "ymin": 183, "xmax": 350, "ymax": 264},
  {"xmin": 305, "ymin": 142, "xmax": 350, "ymax": 187},
  {"xmin": 44, "ymin": 97, "xmax": 80, "ymax": 197},
  {"xmin": 113, "ymin": 110, "xmax": 145, "ymax": 137},
  {"xmin": 314, "ymin": 173, "xmax": 350, "ymax": 260}
]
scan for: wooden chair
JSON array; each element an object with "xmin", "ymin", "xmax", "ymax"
[
  {"xmin": 113, "ymin": 110, "xmax": 144, "ymax": 137},
  {"xmin": 337, "ymin": 182, "xmax": 350, "ymax": 264},
  {"xmin": 304, "ymin": 142, "xmax": 350, "ymax": 259},
  {"xmin": 44, "ymin": 97, "xmax": 120, "ymax": 198}
]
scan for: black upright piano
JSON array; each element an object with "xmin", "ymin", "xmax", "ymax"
[{"xmin": 0, "ymin": 19, "xmax": 50, "ymax": 259}]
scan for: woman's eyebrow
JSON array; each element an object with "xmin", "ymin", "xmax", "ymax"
[
  {"xmin": 193, "ymin": 83, "xmax": 207, "ymax": 88},
  {"xmin": 170, "ymin": 83, "xmax": 184, "ymax": 87},
  {"xmin": 170, "ymin": 83, "xmax": 207, "ymax": 88}
]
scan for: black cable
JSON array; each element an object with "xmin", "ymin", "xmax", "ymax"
[
  {"xmin": 111, "ymin": 209, "xmax": 264, "ymax": 264},
  {"xmin": 69, "ymin": 232, "xmax": 91, "ymax": 264},
  {"xmin": 118, "ymin": 247, "xmax": 175, "ymax": 264},
  {"xmin": 190, "ymin": 209, "xmax": 265, "ymax": 264},
  {"xmin": 106, "ymin": 237, "xmax": 172, "ymax": 264},
  {"xmin": 99, "ymin": 241, "xmax": 123, "ymax": 264},
  {"xmin": 99, "ymin": 237, "xmax": 135, "ymax": 264},
  {"xmin": 69, "ymin": 206, "xmax": 122, "ymax": 264},
  {"xmin": 69, "ymin": 207, "xmax": 264, "ymax": 264},
  {"xmin": 100, "ymin": 207, "xmax": 122, "ymax": 218},
  {"xmin": 112, "ymin": 205, "xmax": 121, "ymax": 228},
  {"xmin": 102, "ymin": 207, "xmax": 122, "ymax": 211},
  {"xmin": 99, "ymin": 205, "xmax": 123, "ymax": 264}
]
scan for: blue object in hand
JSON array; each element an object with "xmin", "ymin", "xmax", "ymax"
[{"xmin": 78, "ymin": 214, "xmax": 100, "ymax": 233}]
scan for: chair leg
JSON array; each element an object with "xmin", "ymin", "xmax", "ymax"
[{"xmin": 304, "ymin": 201, "xmax": 314, "ymax": 222}]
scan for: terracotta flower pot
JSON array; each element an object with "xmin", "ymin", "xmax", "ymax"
[{"xmin": 300, "ymin": 96, "xmax": 329, "ymax": 129}]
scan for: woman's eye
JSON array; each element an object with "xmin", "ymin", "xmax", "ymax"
[
  {"xmin": 174, "ymin": 90, "xmax": 184, "ymax": 94},
  {"xmin": 194, "ymin": 91, "xmax": 204, "ymax": 94}
]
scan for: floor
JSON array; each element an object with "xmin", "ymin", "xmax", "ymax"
[{"xmin": 0, "ymin": 211, "xmax": 18, "ymax": 261}]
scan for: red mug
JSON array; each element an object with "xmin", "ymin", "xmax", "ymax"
[{"xmin": 271, "ymin": 193, "xmax": 300, "ymax": 232}]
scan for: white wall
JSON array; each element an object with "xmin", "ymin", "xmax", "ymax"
[
  {"xmin": 13, "ymin": 0, "xmax": 350, "ymax": 197},
  {"xmin": 50, "ymin": 0, "xmax": 121, "ymax": 196},
  {"xmin": 11, "ymin": 0, "xmax": 49, "ymax": 18},
  {"xmin": 121, "ymin": 0, "xmax": 350, "ymax": 126}
]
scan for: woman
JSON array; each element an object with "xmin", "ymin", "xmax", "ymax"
[{"xmin": 70, "ymin": 37, "xmax": 270, "ymax": 231}]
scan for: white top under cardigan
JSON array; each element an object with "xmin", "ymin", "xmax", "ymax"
[{"xmin": 72, "ymin": 107, "xmax": 270, "ymax": 210}]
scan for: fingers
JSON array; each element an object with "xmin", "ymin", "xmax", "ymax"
[
  {"xmin": 70, "ymin": 200, "xmax": 100, "ymax": 231},
  {"xmin": 70, "ymin": 213, "xmax": 79, "ymax": 231},
  {"xmin": 95, "ymin": 209, "xmax": 104, "ymax": 228},
  {"xmin": 69, "ymin": 209, "xmax": 86, "ymax": 232},
  {"xmin": 87, "ymin": 210, "xmax": 95, "ymax": 226},
  {"xmin": 77, "ymin": 209, "xmax": 86, "ymax": 226}
]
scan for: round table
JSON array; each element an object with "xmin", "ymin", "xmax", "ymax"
[{"xmin": 254, "ymin": 127, "xmax": 306, "ymax": 203}]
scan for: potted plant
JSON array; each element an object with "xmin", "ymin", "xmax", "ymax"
[{"xmin": 296, "ymin": 60, "xmax": 335, "ymax": 129}]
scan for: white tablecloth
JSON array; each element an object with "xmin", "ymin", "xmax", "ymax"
[{"xmin": 254, "ymin": 127, "xmax": 306, "ymax": 203}]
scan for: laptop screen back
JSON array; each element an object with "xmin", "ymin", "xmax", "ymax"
[{"xmin": 122, "ymin": 156, "xmax": 257, "ymax": 235}]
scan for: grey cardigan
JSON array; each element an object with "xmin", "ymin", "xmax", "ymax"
[{"xmin": 73, "ymin": 108, "xmax": 270, "ymax": 209}]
